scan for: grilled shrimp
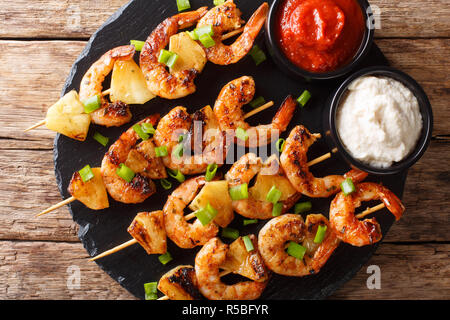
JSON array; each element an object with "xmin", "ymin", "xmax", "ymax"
[
  {"xmin": 213, "ymin": 76, "xmax": 297, "ymax": 147},
  {"xmin": 197, "ymin": 1, "xmax": 269, "ymax": 65},
  {"xmin": 280, "ymin": 125, "xmax": 368, "ymax": 198},
  {"xmin": 140, "ymin": 7, "xmax": 208, "ymax": 99},
  {"xmin": 225, "ymin": 153, "xmax": 300, "ymax": 219},
  {"xmin": 329, "ymin": 182, "xmax": 405, "ymax": 246},
  {"xmin": 258, "ymin": 214, "xmax": 340, "ymax": 276},
  {"xmin": 154, "ymin": 105, "xmax": 228, "ymax": 175},
  {"xmin": 195, "ymin": 237, "xmax": 268, "ymax": 300},
  {"xmin": 79, "ymin": 45, "xmax": 135, "ymax": 127},
  {"xmin": 101, "ymin": 114, "xmax": 163, "ymax": 203},
  {"xmin": 163, "ymin": 176, "xmax": 219, "ymax": 249}
]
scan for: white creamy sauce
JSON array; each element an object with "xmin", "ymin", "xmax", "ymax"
[{"xmin": 336, "ymin": 76, "xmax": 423, "ymax": 168}]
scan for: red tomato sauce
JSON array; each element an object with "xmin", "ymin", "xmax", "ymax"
[{"xmin": 277, "ymin": 0, "xmax": 365, "ymax": 73}]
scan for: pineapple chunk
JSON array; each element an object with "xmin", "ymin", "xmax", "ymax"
[
  {"xmin": 221, "ymin": 235, "xmax": 269, "ymax": 282},
  {"xmin": 189, "ymin": 180, "xmax": 234, "ymax": 228},
  {"xmin": 169, "ymin": 32, "xmax": 207, "ymax": 73},
  {"xmin": 110, "ymin": 59, "xmax": 155, "ymax": 104},
  {"xmin": 45, "ymin": 90, "xmax": 91, "ymax": 141},
  {"xmin": 158, "ymin": 265, "xmax": 202, "ymax": 300},
  {"xmin": 249, "ymin": 174, "xmax": 297, "ymax": 202},
  {"xmin": 127, "ymin": 211, "xmax": 166, "ymax": 255},
  {"xmin": 67, "ymin": 167, "xmax": 109, "ymax": 210}
]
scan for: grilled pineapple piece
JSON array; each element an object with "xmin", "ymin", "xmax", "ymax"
[
  {"xmin": 45, "ymin": 90, "xmax": 91, "ymax": 141},
  {"xmin": 221, "ymin": 235, "xmax": 269, "ymax": 282},
  {"xmin": 67, "ymin": 167, "xmax": 109, "ymax": 210},
  {"xmin": 249, "ymin": 173, "xmax": 297, "ymax": 202},
  {"xmin": 169, "ymin": 32, "xmax": 207, "ymax": 73},
  {"xmin": 110, "ymin": 59, "xmax": 155, "ymax": 104},
  {"xmin": 189, "ymin": 180, "xmax": 234, "ymax": 228},
  {"xmin": 158, "ymin": 265, "xmax": 202, "ymax": 300},
  {"xmin": 127, "ymin": 211, "xmax": 166, "ymax": 255}
]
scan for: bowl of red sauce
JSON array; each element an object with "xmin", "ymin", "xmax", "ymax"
[{"xmin": 266, "ymin": 0, "xmax": 374, "ymax": 80}]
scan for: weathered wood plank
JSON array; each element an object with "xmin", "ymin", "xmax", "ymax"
[
  {"xmin": 0, "ymin": 140, "xmax": 448, "ymax": 242},
  {"xmin": 0, "ymin": 0, "xmax": 449, "ymax": 38},
  {"xmin": 0, "ymin": 240, "xmax": 447, "ymax": 299}
]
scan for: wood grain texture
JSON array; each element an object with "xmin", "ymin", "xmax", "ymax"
[{"xmin": 0, "ymin": 0, "xmax": 449, "ymax": 38}]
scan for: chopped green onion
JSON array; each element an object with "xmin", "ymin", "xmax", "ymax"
[
  {"xmin": 141, "ymin": 123, "xmax": 156, "ymax": 135},
  {"xmin": 249, "ymin": 96, "xmax": 266, "ymax": 108},
  {"xmin": 155, "ymin": 146, "xmax": 168, "ymax": 157},
  {"xmin": 294, "ymin": 201, "xmax": 312, "ymax": 214},
  {"xmin": 144, "ymin": 282, "xmax": 158, "ymax": 300},
  {"xmin": 266, "ymin": 185, "xmax": 282, "ymax": 204},
  {"xmin": 116, "ymin": 163, "xmax": 135, "ymax": 183},
  {"xmin": 340, "ymin": 178, "xmax": 355, "ymax": 195},
  {"xmin": 276, "ymin": 138, "xmax": 286, "ymax": 152},
  {"xmin": 205, "ymin": 163, "xmax": 218, "ymax": 181},
  {"xmin": 286, "ymin": 241, "xmax": 307, "ymax": 260},
  {"xmin": 93, "ymin": 132, "xmax": 109, "ymax": 147},
  {"xmin": 297, "ymin": 90, "xmax": 311, "ymax": 107},
  {"xmin": 199, "ymin": 33, "xmax": 216, "ymax": 48},
  {"xmin": 195, "ymin": 25, "xmax": 214, "ymax": 38},
  {"xmin": 236, "ymin": 127, "xmax": 248, "ymax": 141},
  {"xmin": 249, "ymin": 45, "xmax": 267, "ymax": 66},
  {"xmin": 83, "ymin": 95, "xmax": 101, "ymax": 113},
  {"xmin": 178, "ymin": 134, "xmax": 186, "ymax": 143},
  {"xmin": 272, "ymin": 202, "xmax": 283, "ymax": 217},
  {"xmin": 194, "ymin": 203, "xmax": 218, "ymax": 226},
  {"xmin": 214, "ymin": 0, "xmax": 225, "ymax": 5},
  {"xmin": 243, "ymin": 219, "xmax": 258, "ymax": 226},
  {"xmin": 130, "ymin": 40, "xmax": 145, "ymax": 51},
  {"xmin": 176, "ymin": 0, "xmax": 191, "ymax": 12},
  {"xmin": 242, "ymin": 235, "xmax": 254, "ymax": 252},
  {"xmin": 158, "ymin": 252, "xmax": 173, "ymax": 265},
  {"xmin": 158, "ymin": 49, "xmax": 178, "ymax": 68},
  {"xmin": 172, "ymin": 143, "xmax": 184, "ymax": 159},
  {"xmin": 78, "ymin": 165, "xmax": 94, "ymax": 183},
  {"xmin": 229, "ymin": 183, "xmax": 248, "ymax": 200},
  {"xmin": 160, "ymin": 178, "xmax": 172, "ymax": 190},
  {"xmin": 314, "ymin": 224, "xmax": 327, "ymax": 244},
  {"xmin": 167, "ymin": 168, "xmax": 185, "ymax": 183},
  {"xmin": 133, "ymin": 124, "xmax": 150, "ymax": 141},
  {"xmin": 187, "ymin": 30, "xmax": 199, "ymax": 41},
  {"xmin": 222, "ymin": 227, "xmax": 239, "ymax": 240}
]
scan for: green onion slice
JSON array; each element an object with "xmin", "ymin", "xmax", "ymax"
[
  {"xmin": 222, "ymin": 227, "xmax": 239, "ymax": 240},
  {"xmin": 297, "ymin": 90, "xmax": 311, "ymax": 107},
  {"xmin": 242, "ymin": 235, "xmax": 254, "ymax": 252},
  {"xmin": 199, "ymin": 33, "xmax": 216, "ymax": 48},
  {"xmin": 249, "ymin": 96, "xmax": 266, "ymax": 108},
  {"xmin": 340, "ymin": 178, "xmax": 355, "ymax": 195},
  {"xmin": 155, "ymin": 146, "xmax": 168, "ymax": 157},
  {"xmin": 83, "ymin": 95, "xmax": 102, "ymax": 113},
  {"xmin": 130, "ymin": 40, "xmax": 145, "ymax": 52},
  {"xmin": 266, "ymin": 185, "xmax": 282, "ymax": 204},
  {"xmin": 249, "ymin": 45, "xmax": 267, "ymax": 66},
  {"xmin": 144, "ymin": 282, "xmax": 158, "ymax": 300},
  {"xmin": 158, "ymin": 252, "xmax": 173, "ymax": 265},
  {"xmin": 133, "ymin": 124, "xmax": 150, "ymax": 141},
  {"xmin": 176, "ymin": 0, "xmax": 191, "ymax": 12},
  {"xmin": 243, "ymin": 219, "xmax": 258, "ymax": 226},
  {"xmin": 286, "ymin": 241, "xmax": 307, "ymax": 260},
  {"xmin": 229, "ymin": 183, "xmax": 248, "ymax": 200},
  {"xmin": 172, "ymin": 143, "xmax": 184, "ymax": 159},
  {"xmin": 187, "ymin": 30, "xmax": 199, "ymax": 40},
  {"xmin": 141, "ymin": 123, "xmax": 156, "ymax": 135},
  {"xmin": 194, "ymin": 203, "xmax": 218, "ymax": 226},
  {"xmin": 294, "ymin": 201, "xmax": 312, "ymax": 214},
  {"xmin": 116, "ymin": 163, "xmax": 135, "ymax": 183},
  {"xmin": 93, "ymin": 132, "xmax": 109, "ymax": 147},
  {"xmin": 78, "ymin": 165, "xmax": 94, "ymax": 183},
  {"xmin": 314, "ymin": 224, "xmax": 327, "ymax": 244},
  {"xmin": 195, "ymin": 25, "xmax": 214, "ymax": 38},
  {"xmin": 276, "ymin": 138, "xmax": 286, "ymax": 152},
  {"xmin": 167, "ymin": 168, "xmax": 185, "ymax": 183},
  {"xmin": 205, "ymin": 163, "xmax": 218, "ymax": 181},
  {"xmin": 160, "ymin": 178, "xmax": 172, "ymax": 190},
  {"xmin": 236, "ymin": 127, "xmax": 248, "ymax": 141},
  {"xmin": 272, "ymin": 202, "xmax": 283, "ymax": 217},
  {"xmin": 214, "ymin": 0, "xmax": 225, "ymax": 5},
  {"xmin": 158, "ymin": 49, "xmax": 178, "ymax": 68}
]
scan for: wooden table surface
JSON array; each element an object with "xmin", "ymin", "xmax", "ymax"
[{"xmin": 0, "ymin": 0, "xmax": 449, "ymax": 300}]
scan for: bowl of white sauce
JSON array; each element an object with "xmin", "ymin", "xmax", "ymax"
[{"xmin": 326, "ymin": 66, "xmax": 433, "ymax": 175}]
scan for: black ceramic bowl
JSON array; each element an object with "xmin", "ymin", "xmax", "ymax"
[
  {"xmin": 265, "ymin": 0, "xmax": 374, "ymax": 81},
  {"xmin": 324, "ymin": 66, "xmax": 433, "ymax": 175}
]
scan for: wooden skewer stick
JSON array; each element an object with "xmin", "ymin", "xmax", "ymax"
[
  {"xmin": 355, "ymin": 203, "xmax": 386, "ymax": 219},
  {"xmin": 88, "ymin": 239, "xmax": 138, "ymax": 261},
  {"xmin": 307, "ymin": 148, "xmax": 338, "ymax": 167},
  {"xmin": 221, "ymin": 27, "xmax": 245, "ymax": 41},
  {"xmin": 24, "ymin": 119, "xmax": 46, "ymax": 132},
  {"xmin": 35, "ymin": 196, "xmax": 76, "ymax": 217},
  {"xmin": 244, "ymin": 101, "xmax": 275, "ymax": 119}
]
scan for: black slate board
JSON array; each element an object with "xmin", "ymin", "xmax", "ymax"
[{"xmin": 55, "ymin": 0, "xmax": 407, "ymax": 300}]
